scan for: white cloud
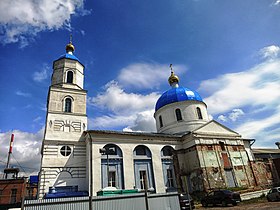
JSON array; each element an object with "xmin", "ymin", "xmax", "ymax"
[
  {"xmin": 274, "ymin": 0, "xmax": 280, "ymax": 6},
  {"xmin": 228, "ymin": 109, "xmax": 244, "ymax": 122},
  {"xmin": 88, "ymin": 81, "xmax": 159, "ymax": 131},
  {"xmin": 0, "ymin": 128, "xmax": 44, "ymax": 176},
  {"xmin": 0, "ymin": 0, "xmax": 89, "ymax": 46},
  {"xmin": 235, "ymin": 105, "xmax": 280, "ymax": 147},
  {"xmin": 217, "ymin": 109, "xmax": 244, "ymax": 122},
  {"xmin": 33, "ymin": 64, "xmax": 50, "ymax": 82},
  {"xmin": 199, "ymin": 51, "xmax": 280, "ymax": 147},
  {"xmin": 16, "ymin": 90, "xmax": 31, "ymax": 97},
  {"xmin": 123, "ymin": 110, "xmax": 156, "ymax": 132},
  {"xmin": 200, "ymin": 60, "xmax": 280, "ymax": 115},
  {"xmin": 217, "ymin": 115, "xmax": 227, "ymax": 122},
  {"xmin": 259, "ymin": 45, "xmax": 280, "ymax": 60},
  {"xmin": 118, "ymin": 63, "xmax": 186, "ymax": 90},
  {"xmin": 89, "ymin": 81, "xmax": 160, "ymax": 115}
]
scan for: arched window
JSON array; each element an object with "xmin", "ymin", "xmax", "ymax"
[
  {"xmin": 100, "ymin": 144, "xmax": 124, "ymax": 189},
  {"xmin": 161, "ymin": 146, "xmax": 176, "ymax": 191},
  {"xmin": 197, "ymin": 107, "xmax": 203, "ymax": 119},
  {"xmin": 175, "ymin": 109, "xmax": 182, "ymax": 121},
  {"xmin": 162, "ymin": 146, "xmax": 173, "ymax": 157},
  {"xmin": 159, "ymin": 116, "xmax": 163, "ymax": 128},
  {"xmin": 65, "ymin": 98, "xmax": 72, "ymax": 112},
  {"xmin": 133, "ymin": 145, "xmax": 154, "ymax": 191},
  {"xmin": 66, "ymin": 71, "xmax": 73, "ymax": 83}
]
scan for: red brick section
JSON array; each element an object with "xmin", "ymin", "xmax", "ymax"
[{"xmin": 0, "ymin": 178, "xmax": 26, "ymax": 205}]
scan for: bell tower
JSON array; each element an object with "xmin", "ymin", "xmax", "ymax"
[
  {"xmin": 38, "ymin": 39, "xmax": 88, "ymax": 198},
  {"xmin": 45, "ymin": 40, "xmax": 87, "ymax": 139}
]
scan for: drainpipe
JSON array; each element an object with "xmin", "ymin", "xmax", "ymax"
[
  {"xmin": 88, "ymin": 132, "xmax": 93, "ymax": 210},
  {"xmin": 238, "ymin": 147, "xmax": 250, "ymax": 186},
  {"xmin": 246, "ymin": 139, "xmax": 258, "ymax": 186},
  {"xmin": 199, "ymin": 139, "xmax": 211, "ymax": 190},
  {"xmin": 213, "ymin": 144, "xmax": 225, "ymax": 185}
]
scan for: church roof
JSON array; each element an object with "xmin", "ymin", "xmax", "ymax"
[
  {"xmin": 252, "ymin": 149, "xmax": 280, "ymax": 154},
  {"xmin": 155, "ymin": 86, "xmax": 203, "ymax": 111},
  {"xmin": 85, "ymin": 130, "xmax": 187, "ymax": 138},
  {"xmin": 58, "ymin": 53, "xmax": 80, "ymax": 62}
]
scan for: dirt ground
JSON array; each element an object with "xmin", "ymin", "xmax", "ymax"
[{"xmin": 195, "ymin": 200, "xmax": 280, "ymax": 210}]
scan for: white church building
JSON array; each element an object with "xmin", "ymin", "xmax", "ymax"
[{"xmin": 38, "ymin": 41, "xmax": 258, "ymax": 198}]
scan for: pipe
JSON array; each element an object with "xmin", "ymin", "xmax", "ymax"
[
  {"xmin": 6, "ymin": 133, "xmax": 14, "ymax": 168},
  {"xmin": 88, "ymin": 132, "xmax": 93, "ymax": 210}
]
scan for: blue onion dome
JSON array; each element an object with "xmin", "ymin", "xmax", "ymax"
[{"xmin": 155, "ymin": 69, "xmax": 203, "ymax": 111}]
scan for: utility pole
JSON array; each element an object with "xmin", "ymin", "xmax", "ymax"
[
  {"xmin": 144, "ymin": 173, "xmax": 150, "ymax": 210},
  {"xmin": 5, "ymin": 134, "xmax": 14, "ymax": 179}
]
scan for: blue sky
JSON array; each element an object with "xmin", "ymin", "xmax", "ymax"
[{"xmin": 1, "ymin": 0, "xmax": 280, "ymax": 175}]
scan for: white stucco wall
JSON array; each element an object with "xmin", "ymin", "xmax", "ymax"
[
  {"xmin": 86, "ymin": 133, "xmax": 179, "ymax": 195},
  {"xmin": 154, "ymin": 101, "xmax": 209, "ymax": 134}
]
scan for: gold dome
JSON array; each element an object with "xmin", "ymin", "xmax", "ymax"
[
  {"xmin": 168, "ymin": 71, "xmax": 179, "ymax": 85},
  {"xmin": 66, "ymin": 42, "xmax": 75, "ymax": 53}
]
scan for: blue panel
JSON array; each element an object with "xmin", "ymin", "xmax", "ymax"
[
  {"xmin": 155, "ymin": 86, "xmax": 203, "ymax": 111},
  {"xmin": 30, "ymin": 175, "xmax": 39, "ymax": 184},
  {"xmin": 45, "ymin": 191, "xmax": 88, "ymax": 199}
]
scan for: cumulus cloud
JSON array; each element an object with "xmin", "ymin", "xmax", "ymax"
[
  {"xmin": 200, "ymin": 59, "xmax": 280, "ymax": 115},
  {"xmin": 16, "ymin": 90, "xmax": 31, "ymax": 97},
  {"xmin": 33, "ymin": 64, "xmax": 50, "ymax": 82},
  {"xmin": 229, "ymin": 109, "xmax": 244, "ymax": 121},
  {"xmin": 217, "ymin": 115, "xmax": 227, "ymax": 122},
  {"xmin": 199, "ymin": 46, "xmax": 280, "ymax": 147},
  {"xmin": 274, "ymin": 0, "xmax": 280, "ymax": 6},
  {"xmin": 0, "ymin": 0, "xmax": 89, "ymax": 46},
  {"xmin": 0, "ymin": 129, "xmax": 44, "ymax": 176},
  {"xmin": 88, "ymin": 81, "xmax": 159, "ymax": 131},
  {"xmin": 217, "ymin": 109, "xmax": 244, "ymax": 122},
  {"xmin": 89, "ymin": 81, "xmax": 160, "ymax": 115},
  {"xmin": 118, "ymin": 63, "xmax": 186, "ymax": 90},
  {"xmin": 123, "ymin": 110, "xmax": 156, "ymax": 132},
  {"xmin": 259, "ymin": 45, "xmax": 280, "ymax": 60}
]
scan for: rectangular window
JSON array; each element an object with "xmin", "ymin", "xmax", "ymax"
[
  {"xmin": 10, "ymin": 189, "xmax": 17, "ymax": 204},
  {"xmin": 219, "ymin": 142, "xmax": 225, "ymax": 151},
  {"xmin": 139, "ymin": 170, "xmax": 147, "ymax": 189},
  {"xmin": 166, "ymin": 169, "xmax": 174, "ymax": 188},
  {"xmin": 108, "ymin": 171, "xmax": 116, "ymax": 187},
  {"xmin": 207, "ymin": 145, "xmax": 213, "ymax": 150}
]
